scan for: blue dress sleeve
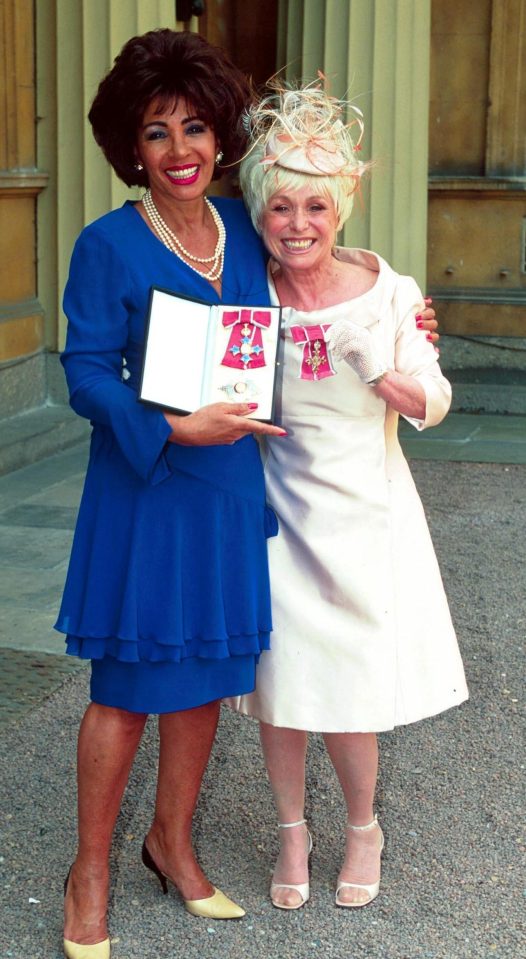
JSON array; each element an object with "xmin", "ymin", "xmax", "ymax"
[{"xmin": 62, "ymin": 225, "xmax": 173, "ymax": 485}]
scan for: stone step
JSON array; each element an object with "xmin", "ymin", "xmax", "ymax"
[
  {"xmin": 447, "ymin": 369, "xmax": 526, "ymax": 415},
  {"xmin": 450, "ymin": 383, "xmax": 526, "ymax": 414},
  {"xmin": 0, "ymin": 405, "xmax": 90, "ymax": 477}
]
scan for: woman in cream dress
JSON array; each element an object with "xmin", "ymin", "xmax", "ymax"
[{"xmin": 229, "ymin": 84, "xmax": 468, "ymax": 911}]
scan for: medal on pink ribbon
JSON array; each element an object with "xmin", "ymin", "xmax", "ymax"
[
  {"xmin": 221, "ymin": 309, "xmax": 272, "ymax": 369},
  {"xmin": 290, "ymin": 324, "xmax": 336, "ymax": 381}
]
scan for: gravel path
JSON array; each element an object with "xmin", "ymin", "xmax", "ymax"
[{"xmin": 1, "ymin": 460, "xmax": 523, "ymax": 959}]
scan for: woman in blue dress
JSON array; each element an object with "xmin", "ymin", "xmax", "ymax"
[{"xmin": 56, "ymin": 29, "xmax": 286, "ymax": 958}]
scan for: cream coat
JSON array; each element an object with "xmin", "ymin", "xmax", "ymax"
[{"xmin": 228, "ymin": 249, "xmax": 468, "ymax": 732}]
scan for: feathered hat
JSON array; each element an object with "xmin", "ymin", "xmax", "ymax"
[{"xmin": 242, "ymin": 77, "xmax": 366, "ymax": 180}]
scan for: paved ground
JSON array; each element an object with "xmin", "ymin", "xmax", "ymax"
[
  {"xmin": 399, "ymin": 412, "xmax": 526, "ymax": 464},
  {"xmin": 0, "ymin": 418, "xmax": 524, "ymax": 959}
]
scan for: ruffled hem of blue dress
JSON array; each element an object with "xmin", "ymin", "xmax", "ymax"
[{"xmin": 64, "ymin": 630, "xmax": 271, "ymax": 663}]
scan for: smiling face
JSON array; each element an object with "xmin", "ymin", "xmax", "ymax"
[
  {"xmin": 261, "ymin": 184, "xmax": 339, "ymax": 274},
  {"xmin": 136, "ymin": 97, "xmax": 217, "ymax": 206}
]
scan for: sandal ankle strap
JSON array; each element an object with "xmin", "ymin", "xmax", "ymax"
[
  {"xmin": 346, "ymin": 814, "xmax": 379, "ymax": 832},
  {"xmin": 278, "ymin": 819, "xmax": 307, "ymax": 829}
]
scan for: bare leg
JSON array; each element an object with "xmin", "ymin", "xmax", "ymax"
[
  {"xmin": 64, "ymin": 703, "xmax": 147, "ymax": 944},
  {"xmin": 323, "ymin": 732, "xmax": 383, "ymax": 905},
  {"xmin": 144, "ymin": 699, "xmax": 220, "ymax": 901},
  {"xmin": 259, "ymin": 721, "xmax": 310, "ymax": 907}
]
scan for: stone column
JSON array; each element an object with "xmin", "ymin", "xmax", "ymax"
[
  {"xmin": 0, "ymin": 0, "xmax": 49, "ymax": 413},
  {"xmin": 277, "ymin": 0, "xmax": 431, "ymax": 286}
]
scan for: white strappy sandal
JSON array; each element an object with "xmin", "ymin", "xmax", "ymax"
[
  {"xmin": 335, "ymin": 815, "xmax": 384, "ymax": 908},
  {"xmin": 270, "ymin": 819, "xmax": 313, "ymax": 910}
]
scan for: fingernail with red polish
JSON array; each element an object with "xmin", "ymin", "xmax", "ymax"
[
  {"xmin": 416, "ymin": 320, "xmax": 424, "ymax": 329},
  {"xmin": 426, "ymin": 333, "xmax": 433, "ymax": 342},
  {"xmin": 415, "ymin": 314, "xmax": 422, "ymax": 321},
  {"xmin": 278, "ymin": 430, "xmax": 288, "ymax": 436},
  {"xmin": 247, "ymin": 403, "xmax": 259, "ymax": 410}
]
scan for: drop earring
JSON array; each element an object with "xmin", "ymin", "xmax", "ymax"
[
  {"xmin": 215, "ymin": 150, "xmax": 224, "ymax": 164},
  {"xmin": 134, "ymin": 161, "xmax": 144, "ymax": 171}
]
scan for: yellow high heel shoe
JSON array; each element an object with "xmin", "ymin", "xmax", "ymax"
[
  {"xmin": 141, "ymin": 840, "xmax": 245, "ymax": 919},
  {"xmin": 63, "ymin": 938, "xmax": 111, "ymax": 959},
  {"xmin": 63, "ymin": 869, "xmax": 111, "ymax": 959}
]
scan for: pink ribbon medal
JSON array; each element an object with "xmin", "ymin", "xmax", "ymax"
[
  {"xmin": 290, "ymin": 324, "xmax": 336, "ymax": 381},
  {"xmin": 221, "ymin": 309, "xmax": 272, "ymax": 369}
]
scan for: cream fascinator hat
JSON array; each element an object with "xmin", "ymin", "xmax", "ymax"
[{"xmin": 242, "ymin": 78, "xmax": 366, "ymax": 180}]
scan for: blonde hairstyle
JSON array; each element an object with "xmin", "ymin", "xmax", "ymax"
[
  {"xmin": 240, "ymin": 147, "xmax": 358, "ymax": 233},
  {"xmin": 239, "ymin": 80, "xmax": 367, "ymax": 233}
]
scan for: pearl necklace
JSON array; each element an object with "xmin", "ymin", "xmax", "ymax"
[{"xmin": 142, "ymin": 188, "xmax": 226, "ymax": 281}]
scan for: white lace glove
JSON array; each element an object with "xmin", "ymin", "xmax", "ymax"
[{"xmin": 326, "ymin": 319, "xmax": 388, "ymax": 385}]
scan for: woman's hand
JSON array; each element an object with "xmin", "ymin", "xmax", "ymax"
[
  {"xmin": 326, "ymin": 319, "xmax": 387, "ymax": 384},
  {"xmin": 326, "ymin": 314, "xmax": 430, "ymax": 420},
  {"xmin": 416, "ymin": 297, "xmax": 439, "ymax": 348},
  {"xmin": 163, "ymin": 402, "xmax": 287, "ymax": 446}
]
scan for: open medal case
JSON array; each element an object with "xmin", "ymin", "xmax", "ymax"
[{"xmin": 139, "ymin": 287, "xmax": 282, "ymax": 423}]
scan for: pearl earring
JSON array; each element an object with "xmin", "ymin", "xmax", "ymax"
[
  {"xmin": 135, "ymin": 161, "xmax": 144, "ymax": 172},
  {"xmin": 215, "ymin": 151, "xmax": 224, "ymax": 164}
]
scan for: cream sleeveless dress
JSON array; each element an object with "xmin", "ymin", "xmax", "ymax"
[{"xmin": 228, "ymin": 249, "xmax": 468, "ymax": 732}]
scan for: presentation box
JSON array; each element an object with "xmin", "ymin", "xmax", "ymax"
[{"xmin": 139, "ymin": 287, "xmax": 282, "ymax": 423}]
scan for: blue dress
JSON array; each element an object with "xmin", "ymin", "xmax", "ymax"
[{"xmin": 55, "ymin": 198, "xmax": 277, "ymax": 713}]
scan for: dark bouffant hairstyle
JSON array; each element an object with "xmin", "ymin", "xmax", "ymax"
[{"xmin": 88, "ymin": 29, "xmax": 253, "ymax": 187}]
